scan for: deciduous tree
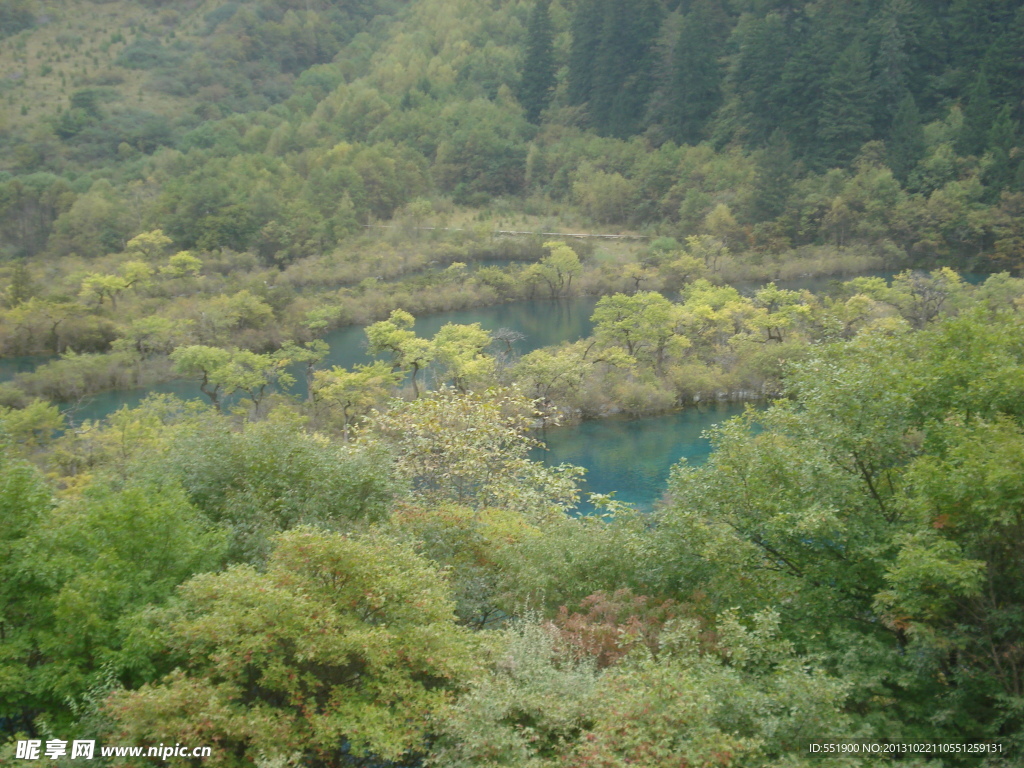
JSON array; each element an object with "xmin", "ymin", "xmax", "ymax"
[
  {"xmin": 369, "ymin": 387, "xmax": 582, "ymax": 517},
  {"xmin": 365, "ymin": 309, "xmax": 434, "ymax": 398},
  {"xmin": 106, "ymin": 528, "xmax": 482, "ymax": 768},
  {"xmin": 312, "ymin": 361, "xmax": 402, "ymax": 441}
]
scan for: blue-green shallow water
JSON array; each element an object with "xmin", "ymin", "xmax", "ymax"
[
  {"xmin": 0, "ymin": 355, "xmax": 52, "ymax": 382},
  {"xmin": 14, "ymin": 297, "xmax": 600, "ymax": 425},
  {"xmin": 0, "ymin": 271, "xmax": 991, "ymax": 385},
  {"xmin": 0, "ymin": 269, "xmax": 990, "ymax": 511},
  {"xmin": 25, "ymin": 293, "xmax": 728, "ymax": 513},
  {"xmin": 533, "ymin": 402, "xmax": 753, "ymax": 516},
  {"xmin": 57, "ymin": 380, "xmax": 215, "ymax": 426},
  {"xmin": 315, "ymin": 296, "xmax": 601, "ymax": 371}
]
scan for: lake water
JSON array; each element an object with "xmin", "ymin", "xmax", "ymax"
[
  {"xmin": 0, "ymin": 270, "xmax": 875, "ymax": 387},
  {"xmin": 315, "ymin": 296, "xmax": 601, "ymax": 371},
  {"xmin": 0, "ymin": 355, "xmax": 52, "ymax": 382},
  {"xmin": 0, "ymin": 269, "xmax": 990, "ymax": 511},
  {"xmin": 534, "ymin": 402, "xmax": 751, "ymax": 515}
]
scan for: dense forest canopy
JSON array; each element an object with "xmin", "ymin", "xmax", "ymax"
[
  {"xmin": 3, "ymin": 0, "xmax": 1024, "ymax": 765},
  {"xmin": 4, "ymin": 276, "xmax": 1024, "ymax": 766},
  {"xmin": 0, "ymin": 0, "xmax": 1023, "ymax": 267}
]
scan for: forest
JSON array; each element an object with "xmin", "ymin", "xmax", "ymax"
[{"xmin": 2, "ymin": 0, "xmax": 1024, "ymax": 765}]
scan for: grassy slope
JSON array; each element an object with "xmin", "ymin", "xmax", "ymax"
[{"xmin": 0, "ymin": 2, "xmax": 217, "ymax": 133}]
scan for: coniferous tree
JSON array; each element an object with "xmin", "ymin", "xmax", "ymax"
[
  {"xmin": 981, "ymin": 6, "xmax": 1024, "ymax": 121},
  {"xmin": 958, "ymin": 71, "xmax": 997, "ymax": 157},
  {"xmin": 985, "ymin": 104, "xmax": 1020, "ymax": 193},
  {"xmin": 589, "ymin": 0, "xmax": 629, "ymax": 132},
  {"xmin": 873, "ymin": 1, "xmax": 911, "ymax": 128},
  {"xmin": 900, "ymin": 0, "xmax": 946, "ymax": 117},
  {"xmin": 817, "ymin": 41, "xmax": 876, "ymax": 168},
  {"xmin": 752, "ymin": 129, "xmax": 797, "ymax": 221},
  {"xmin": 590, "ymin": 0, "xmax": 663, "ymax": 137},
  {"xmin": 613, "ymin": 0, "xmax": 665, "ymax": 137},
  {"xmin": 567, "ymin": 0, "xmax": 604, "ymax": 106},
  {"xmin": 775, "ymin": 2, "xmax": 871, "ymax": 158},
  {"xmin": 519, "ymin": 0, "xmax": 556, "ymax": 123},
  {"xmin": 887, "ymin": 92, "xmax": 926, "ymax": 184},
  {"xmin": 946, "ymin": 0, "xmax": 1019, "ymax": 74},
  {"xmin": 734, "ymin": 13, "xmax": 793, "ymax": 144},
  {"xmin": 665, "ymin": 0, "xmax": 726, "ymax": 145},
  {"xmin": 775, "ymin": 25, "xmax": 840, "ymax": 155},
  {"xmin": 869, "ymin": 0, "xmax": 948, "ymax": 124}
]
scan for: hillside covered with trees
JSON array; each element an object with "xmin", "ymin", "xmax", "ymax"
[
  {"xmin": 2, "ymin": 0, "xmax": 1024, "ymax": 765},
  {"xmin": 2, "ymin": 0, "xmax": 1024, "ymax": 267},
  {"xmin": 3, "ymin": 277, "xmax": 1024, "ymax": 766}
]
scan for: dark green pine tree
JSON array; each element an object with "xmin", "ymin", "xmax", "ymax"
[
  {"xmin": 734, "ymin": 13, "xmax": 793, "ymax": 144},
  {"xmin": 665, "ymin": 0, "xmax": 726, "ymax": 145},
  {"xmin": 752, "ymin": 129, "xmax": 797, "ymax": 221},
  {"xmin": 590, "ymin": 0, "xmax": 663, "ymax": 138},
  {"xmin": 816, "ymin": 40, "xmax": 876, "ymax": 169},
  {"xmin": 775, "ymin": 2, "xmax": 871, "ymax": 157},
  {"xmin": 567, "ymin": 0, "xmax": 604, "ymax": 106},
  {"xmin": 608, "ymin": 0, "xmax": 665, "ymax": 138},
  {"xmin": 981, "ymin": 6, "xmax": 1024, "ymax": 121},
  {"xmin": 984, "ymin": 104, "xmax": 1020, "ymax": 194},
  {"xmin": 887, "ymin": 92, "xmax": 925, "ymax": 184},
  {"xmin": 958, "ymin": 71, "xmax": 997, "ymax": 157},
  {"xmin": 588, "ymin": 0, "xmax": 629, "ymax": 132},
  {"xmin": 946, "ymin": 0, "xmax": 1019, "ymax": 73},
  {"xmin": 872, "ymin": 1, "xmax": 911, "ymax": 129},
  {"xmin": 901, "ymin": 0, "xmax": 947, "ymax": 118},
  {"xmin": 519, "ymin": 0, "xmax": 556, "ymax": 123},
  {"xmin": 776, "ymin": 26, "xmax": 841, "ymax": 156}
]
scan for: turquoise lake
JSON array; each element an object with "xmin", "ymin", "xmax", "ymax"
[
  {"xmin": 534, "ymin": 402, "xmax": 750, "ymax": 515},
  {"xmin": 2, "ymin": 270, "xmax": 989, "ymax": 511}
]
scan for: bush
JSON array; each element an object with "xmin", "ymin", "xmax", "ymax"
[
  {"xmin": 114, "ymin": 38, "xmax": 185, "ymax": 70},
  {"xmin": 610, "ymin": 376, "xmax": 677, "ymax": 415},
  {"xmin": 145, "ymin": 419, "xmax": 396, "ymax": 563},
  {"xmin": 0, "ymin": 0, "xmax": 35, "ymax": 39}
]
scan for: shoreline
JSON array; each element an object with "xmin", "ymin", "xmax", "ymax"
[{"xmin": 3, "ymin": 256, "xmax": 959, "ymax": 417}]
